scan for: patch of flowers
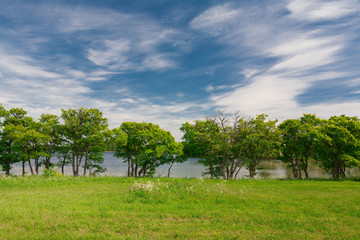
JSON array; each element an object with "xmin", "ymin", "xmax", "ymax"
[
  {"xmin": 216, "ymin": 182, "xmax": 225, "ymax": 194},
  {"xmin": 131, "ymin": 180, "xmax": 160, "ymax": 193}
]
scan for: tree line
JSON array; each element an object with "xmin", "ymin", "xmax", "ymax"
[{"xmin": 1, "ymin": 104, "xmax": 360, "ymax": 179}]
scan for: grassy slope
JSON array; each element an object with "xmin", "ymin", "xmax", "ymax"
[{"xmin": 0, "ymin": 177, "xmax": 359, "ymax": 239}]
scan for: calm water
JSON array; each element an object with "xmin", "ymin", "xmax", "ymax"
[{"xmin": 7, "ymin": 152, "xmax": 360, "ymax": 178}]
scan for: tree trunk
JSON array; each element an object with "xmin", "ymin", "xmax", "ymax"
[
  {"xmin": 290, "ymin": 161, "xmax": 298, "ymax": 179},
  {"xmin": 6, "ymin": 144, "xmax": 12, "ymax": 176},
  {"xmin": 295, "ymin": 159, "xmax": 302, "ymax": 179},
  {"xmin": 234, "ymin": 163, "xmax": 243, "ymax": 179},
  {"xmin": 249, "ymin": 163, "xmax": 256, "ymax": 178},
  {"xmin": 167, "ymin": 162, "xmax": 174, "ymax": 178},
  {"xmin": 71, "ymin": 150, "xmax": 76, "ymax": 176},
  {"xmin": 83, "ymin": 151, "xmax": 88, "ymax": 176},
  {"xmin": 131, "ymin": 159, "xmax": 134, "ymax": 177},
  {"xmin": 5, "ymin": 163, "xmax": 10, "ymax": 176},
  {"xmin": 75, "ymin": 154, "xmax": 83, "ymax": 177},
  {"xmin": 28, "ymin": 158, "xmax": 34, "ymax": 175},
  {"xmin": 230, "ymin": 158, "xmax": 236, "ymax": 178},
  {"xmin": 332, "ymin": 158, "xmax": 342, "ymax": 180},
  {"xmin": 304, "ymin": 168, "xmax": 309, "ymax": 179},
  {"xmin": 208, "ymin": 160, "xmax": 214, "ymax": 179},
  {"xmin": 216, "ymin": 155, "xmax": 226, "ymax": 180},
  {"xmin": 135, "ymin": 162, "xmax": 138, "ymax": 177},
  {"xmin": 142, "ymin": 167, "xmax": 147, "ymax": 177},
  {"xmin": 304, "ymin": 158, "xmax": 309, "ymax": 179},
  {"xmin": 332, "ymin": 169, "xmax": 338, "ymax": 179},
  {"xmin": 35, "ymin": 157, "xmax": 39, "ymax": 175},
  {"xmin": 61, "ymin": 158, "xmax": 66, "ymax": 175},
  {"xmin": 341, "ymin": 165, "xmax": 346, "ymax": 179},
  {"xmin": 127, "ymin": 158, "xmax": 131, "ymax": 177},
  {"xmin": 225, "ymin": 156, "xmax": 230, "ymax": 179},
  {"xmin": 22, "ymin": 161, "xmax": 25, "ymax": 176},
  {"xmin": 45, "ymin": 157, "xmax": 50, "ymax": 170}
]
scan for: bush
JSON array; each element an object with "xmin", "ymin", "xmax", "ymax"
[{"xmin": 43, "ymin": 167, "xmax": 64, "ymax": 178}]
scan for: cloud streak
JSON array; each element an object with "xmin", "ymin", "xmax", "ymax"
[{"xmin": 192, "ymin": 0, "xmax": 360, "ymax": 120}]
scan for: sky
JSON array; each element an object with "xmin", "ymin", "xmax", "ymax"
[{"xmin": 0, "ymin": 0, "xmax": 360, "ymax": 140}]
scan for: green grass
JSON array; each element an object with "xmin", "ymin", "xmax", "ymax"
[{"xmin": 0, "ymin": 176, "xmax": 359, "ymax": 239}]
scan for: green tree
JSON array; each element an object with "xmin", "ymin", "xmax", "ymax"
[
  {"xmin": 84, "ymin": 129, "xmax": 114, "ymax": 176},
  {"xmin": 56, "ymin": 141, "xmax": 72, "ymax": 175},
  {"xmin": 61, "ymin": 108, "xmax": 108, "ymax": 176},
  {"xmin": 278, "ymin": 114, "xmax": 320, "ymax": 179},
  {"xmin": 313, "ymin": 115, "xmax": 360, "ymax": 179},
  {"xmin": 0, "ymin": 108, "xmax": 31, "ymax": 176},
  {"xmin": 8, "ymin": 119, "xmax": 49, "ymax": 175},
  {"xmin": 181, "ymin": 112, "xmax": 251, "ymax": 179},
  {"xmin": 38, "ymin": 114, "xmax": 62, "ymax": 170},
  {"xmin": 162, "ymin": 141, "xmax": 186, "ymax": 177},
  {"xmin": 181, "ymin": 120, "xmax": 221, "ymax": 178},
  {"xmin": 278, "ymin": 119, "xmax": 303, "ymax": 178},
  {"xmin": 243, "ymin": 114, "xmax": 281, "ymax": 178},
  {"xmin": 114, "ymin": 122, "xmax": 183, "ymax": 177}
]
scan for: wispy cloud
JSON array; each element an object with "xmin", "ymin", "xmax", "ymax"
[
  {"xmin": 0, "ymin": 46, "xmax": 61, "ymax": 79},
  {"xmin": 192, "ymin": 0, "xmax": 360, "ymax": 119},
  {"xmin": 87, "ymin": 29, "xmax": 183, "ymax": 72},
  {"xmin": 190, "ymin": 4, "xmax": 241, "ymax": 35},
  {"xmin": 287, "ymin": 0, "xmax": 359, "ymax": 21},
  {"xmin": 88, "ymin": 39, "xmax": 131, "ymax": 68},
  {"xmin": 0, "ymin": 2, "xmax": 198, "ymax": 137}
]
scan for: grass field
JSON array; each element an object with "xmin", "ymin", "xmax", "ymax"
[{"xmin": 0, "ymin": 176, "xmax": 359, "ymax": 239}]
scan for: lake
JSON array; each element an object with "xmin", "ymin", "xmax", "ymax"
[{"xmin": 7, "ymin": 152, "xmax": 360, "ymax": 178}]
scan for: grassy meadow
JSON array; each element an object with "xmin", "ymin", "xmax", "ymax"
[{"xmin": 0, "ymin": 176, "xmax": 359, "ymax": 239}]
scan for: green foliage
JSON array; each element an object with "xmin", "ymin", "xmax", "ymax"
[
  {"xmin": 181, "ymin": 120, "xmax": 222, "ymax": 178},
  {"xmin": 38, "ymin": 114, "xmax": 62, "ymax": 170},
  {"xmin": 0, "ymin": 107, "xmax": 32, "ymax": 175},
  {"xmin": 279, "ymin": 114, "xmax": 320, "ymax": 179},
  {"xmin": 182, "ymin": 113, "xmax": 280, "ymax": 179},
  {"xmin": 181, "ymin": 114, "xmax": 247, "ymax": 179},
  {"xmin": 243, "ymin": 114, "xmax": 281, "ymax": 178},
  {"xmin": 61, "ymin": 108, "xmax": 108, "ymax": 176},
  {"xmin": 313, "ymin": 115, "xmax": 360, "ymax": 179},
  {"xmin": 113, "ymin": 122, "xmax": 184, "ymax": 177},
  {"xmin": 1, "ymin": 102, "xmax": 360, "ymax": 181},
  {"xmin": 43, "ymin": 167, "xmax": 64, "ymax": 178}
]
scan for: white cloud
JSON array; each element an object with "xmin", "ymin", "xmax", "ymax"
[
  {"xmin": 142, "ymin": 54, "xmax": 176, "ymax": 71},
  {"xmin": 85, "ymin": 77, "xmax": 107, "ymax": 81},
  {"xmin": 66, "ymin": 68, "xmax": 116, "ymax": 82},
  {"xmin": 0, "ymin": 47, "xmax": 61, "ymax": 79},
  {"xmin": 287, "ymin": 0, "xmax": 359, "ymax": 21},
  {"xmin": 91, "ymin": 70, "xmax": 119, "ymax": 76},
  {"xmin": 3, "ymin": 3, "xmax": 186, "ymax": 73},
  {"xmin": 49, "ymin": 7, "xmax": 132, "ymax": 33},
  {"xmin": 88, "ymin": 39, "xmax": 131, "ymax": 67},
  {"xmin": 271, "ymin": 45, "xmax": 342, "ymax": 72},
  {"xmin": 192, "ymin": 0, "xmax": 360, "ymax": 121},
  {"xmin": 241, "ymin": 69, "xmax": 260, "ymax": 79},
  {"xmin": 205, "ymin": 85, "xmax": 215, "ymax": 92},
  {"xmin": 176, "ymin": 92, "xmax": 184, "ymax": 98},
  {"xmin": 82, "ymin": 18, "xmax": 183, "ymax": 72},
  {"xmin": 120, "ymin": 98, "xmax": 137, "ymax": 104},
  {"xmin": 190, "ymin": 4, "xmax": 241, "ymax": 35}
]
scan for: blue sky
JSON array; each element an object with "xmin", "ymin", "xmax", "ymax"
[{"xmin": 0, "ymin": 0, "xmax": 360, "ymax": 139}]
